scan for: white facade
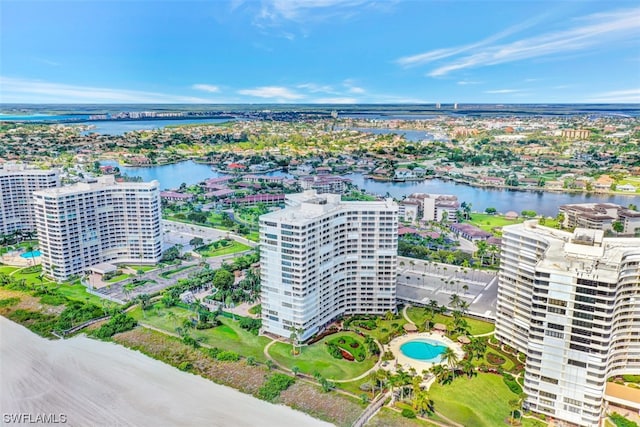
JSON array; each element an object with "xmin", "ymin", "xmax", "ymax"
[
  {"xmin": 33, "ymin": 176, "xmax": 162, "ymax": 281},
  {"xmin": 260, "ymin": 190, "xmax": 398, "ymax": 341},
  {"xmin": 0, "ymin": 164, "xmax": 60, "ymax": 234},
  {"xmin": 496, "ymin": 221, "xmax": 640, "ymax": 427}
]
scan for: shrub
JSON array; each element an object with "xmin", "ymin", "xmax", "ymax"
[
  {"xmin": 182, "ymin": 335, "xmax": 200, "ymax": 348},
  {"xmin": 401, "ymin": 409, "xmax": 416, "ymax": 418},
  {"xmin": 94, "ymin": 313, "xmax": 137, "ymax": 339},
  {"xmin": 178, "ymin": 361, "xmax": 193, "ymax": 372},
  {"xmin": 610, "ymin": 413, "xmax": 639, "ymax": 427},
  {"xmin": 503, "ymin": 373, "xmax": 522, "ymax": 394},
  {"xmin": 486, "ymin": 352, "xmax": 506, "ymax": 365},
  {"xmin": 205, "ymin": 347, "xmax": 221, "ymax": 359},
  {"xmin": 622, "ymin": 375, "xmax": 640, "ymax": 383},
  {"xmin": 328, "ymin": 335, "xmax": 366, "ymax": 361},
  {"xmin": 326, "ymin": 343, "xmax": 343, "ymax": 360},
  {"xmin": 257, "ymin": 373, "xmax": 295, "ymax": 401},
  {"xmin": 0, "ymin": 297, "xmax": 20, "ymax": 307},
  {"xmin": 238, "ymin": 317, "xmax": 261, "ymax": 335},
  {"xmin": 216, "ymin": 350, "xmax": 240, "ymax": 362}
]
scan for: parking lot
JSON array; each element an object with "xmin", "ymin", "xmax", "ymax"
[{"xmin": 396, "ymin": 256, "xmax": 498, "ymax": 320}]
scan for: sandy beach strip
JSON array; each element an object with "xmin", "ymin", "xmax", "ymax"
[{"xmin": 0, "ymin": 317, "xmax": 332, "ymax": 427}]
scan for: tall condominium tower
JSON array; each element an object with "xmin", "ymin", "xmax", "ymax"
[
  {"xmin": 33, "ymin": 176, "xmax": 162, "ymax": 281},
  {"xmin": 496, "ymin": 221, "xmax": 640, "ymax": 427},
  {"xmin": 0, "ymin": 163, "xmax": 60, "ymax": 234},
  {"xmin": 260, "ymin": 190, "xmax": 398, "ymax": 341}
]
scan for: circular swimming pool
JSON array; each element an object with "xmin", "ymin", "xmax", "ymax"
[
  {"xmin": 20, "ymin": 250, "xmax": 41, "ymax": 258},
  {"xmin": 400, "ymin": 338, "xmax": 448, "ymax": 363}
]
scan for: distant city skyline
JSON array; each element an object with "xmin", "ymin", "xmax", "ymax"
[{"xmin": 1, "ymin": 0, "xmax": 639, "ymax": 104}]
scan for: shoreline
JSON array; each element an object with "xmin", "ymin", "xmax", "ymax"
[{"xmin": 0, "ymin": 316, "xmax": 331, "ymax": 427}]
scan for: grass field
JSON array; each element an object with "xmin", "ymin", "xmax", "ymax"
[
  {"xmin": 429, "ymin": 373, "xmax": 518, "ymax": 427},
  {"xmin": 196, "ymin": 240, "xmax": 251, "ymax": 257},
  {"xmin": 129, "ymin": 304, "xmax": 271, "ymax": 361},
  {"xmin": 405, "ymin": 307, "xmax": 495, "ymax": 336},
  {"xmin": 469, "ymin": 213, "xmax": 524, "ymax": 233},
  {"xmin": 106, "ymin": 273, "xmax": 131, "ymax": 283},
  {"xmin": 159, "ymin": 265, "xmax": 194, "ymax": 278},
  {"xmin": 0, "ymin": 266, "xmax": 20, "ymax": 275},
  {"xmin": 52, "ymin": 281, "xmax": 113, "ymax": 306},
  {"xmin": 268, "ymin": 331, "xmax": 376, "ymax": 380}
]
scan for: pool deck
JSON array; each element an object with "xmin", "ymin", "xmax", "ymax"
[
  {"xmin": 1, "ymin": 252, "xmax": 41, "ymax": 267},
  {"xmin": 387, "ymin": 332, "xmax": 466, "ymax": 373}
]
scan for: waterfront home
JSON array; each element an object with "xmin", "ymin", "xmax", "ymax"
[
  {"xmin": 394, "ymin": 168, "xmax": 416, "ymax": 181},
  {"xmin": 617, "ymin": 184, "xmax": 637, "ymax": 192},
  {"xmin": 594, "ymin": 175, "xmax": 614, "ymax": 191},
  {"xmin": 299, "ymin": 175, "xmax": 351, "ymax": 194},
  {"xmin": 478, "ymin": 176, "xmax": 506, "ymax": 187},
  {"xmin": 545, "ymin": 180, "xmax": 563, "ymax": 190}
]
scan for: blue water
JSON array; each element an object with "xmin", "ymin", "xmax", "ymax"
[
  {"xmin": 344, "ymin": 174, "xmax": 638, "ymax": 217},
  {"xmin": 341, "ymin": 127, "xmax": 437, "ymax": 142},
  {"xmin": 21, "ymin": 250, "xmax": 41, "ymax": 258},
  {"xmin": 100, "ymin": 160, "xmax": 639, "ymax": 215},
  {"xmin": 400, "ymin": 339, "xmax": 448, "ymax": 362},
  {"xmin": 0, "ymin": 114, "xmax": 88, "ymax": 121}
]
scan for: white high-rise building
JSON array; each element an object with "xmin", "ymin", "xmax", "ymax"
[
  {"xmin": 496, "ymin": 221, "xmax": 640, "ymax": 427},
  {"xmin": 0, "ymin": 163, "xmax": 60, "ymax": 234},
  {"xmin": 33, "ymin": 176, "xmax": 162, "ymax": 281},
  {"xmin": 260, "ymin": 190, "xmax": 398, "ymax": 341}
]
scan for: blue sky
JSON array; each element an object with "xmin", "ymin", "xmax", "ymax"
[{"xmin": 1, "ymin": 0, "xmax": 639, "ymax": 103}]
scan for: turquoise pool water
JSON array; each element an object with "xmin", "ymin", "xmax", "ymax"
[
  {"xmin": 21, "ymin": 250, "xmax": 41, "ymax": 258},
  {"xmin": 400, "ymin": 339, "xmax": 448, "ymax": 362}
]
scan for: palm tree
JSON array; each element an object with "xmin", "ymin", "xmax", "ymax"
[
  {"xmin": 449, "ymin": 293, "xmax": 462, "ymax": 310},
  {"xmin": 441, "ymin": 347, "xmax": 459, "ymax": 376},
  {"xmin": 291, "ymin": 366, "xmax": 300, "ymax": 377},
  {"xmin": 289, "ymin": 328, "xmax": 299, "ymax": 356},
  {"xmin": 460, "ymin": 358, "xmax": 476, "ymax": 379},
  {"xmin": 413, "ymin": 390, "xmax": 432, "ymax": 416}
]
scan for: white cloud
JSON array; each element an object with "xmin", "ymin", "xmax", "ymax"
[
  {"xmin": 258, "ymin": 0, "xmax": 367, "ymax": 23},
  {"xmin": 296, "ymin": 83, "xmax": 335, "ymax": 93},
  {"xmin": 398, "ymin": 7, "xmax": 640, "ymax": 77},
  {"xmin": 457, "ymin": 80, "xmax": 482, "ymax": 85},
  {"xmin": 237, "ymin": 85, "xmax": 303, "ymax": 100},
  {"xmin": 192, "ymin": 84, "xmax": 220, "ymax": 93},
  {"xmin": 0, "ymin": 76, "xmax": 211, "ymax": 103},
  {"xmin": 397, "ymin": 16, "xmax": 542, "ymax": 68},
  {"xmin": 586, "ymin": 88, "xmax": 640, "ymax": 103}
]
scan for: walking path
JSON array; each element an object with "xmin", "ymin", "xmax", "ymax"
[
  {"xmin": 351, "ymin": 390, "xmax": 391, "ymax": 427},
  {"xmin": 402, "ymin": 305, "xmax": 415, "ymax": 325}
]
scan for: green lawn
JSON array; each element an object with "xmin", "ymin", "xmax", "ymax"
[
  {"xmin": 349, "ymin": 316, "xmax": 408, "ymax": 344},
  {"xmin": 52, "ymin": 281, "xmax": 115, "ymax": 306},
  {"xmin": 0, "ymin": 266, "xmax": 20, "ymax": 275},
  {"xmin": 269, "ymin": 331, "xmax": 377, "ymax": 380},
  {"xmin": 429, "ymin": 373, "xmax": 518, "ymax": 427},
  {"xmin": 159, "ymin": 265, "xmax": 194, "ymax": 278},
  {"xmin": 405, "ymin": 307, "xmax": 495, "ymax": 336},
  {"xmin": 106, "ymin": 273, "xmax": 131, "ymax": 283},
  {"xmin": 521, "ymin": 418, "xmax": 547, "ymax": 427},
  {"xmin": 195, "ymin": 240, "xmax": 251, "ymax": 257},
  {"xmin": 469, "ymin": 213, "xmax": 524, "ymax": 233},
  {"xmin": 11, "ymin": 267, "xmax": 50, "ymax": 286},
  {"xmin": 123, "ymin": 265, "xmax": 156, "ymax": 273},
  {"xmin": 129, "ymin": 304, "xmax": 271, "ymax": 361}
]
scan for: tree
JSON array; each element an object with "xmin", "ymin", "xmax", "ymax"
[
  {"xmin": 289, "ymin": 328, "xmax": 299, "ymax": 356},
  {"xmin": 189, "ymin": 237, "xmax": 204, "ymax": 248},
  {"xmin": 441, "ymin": 347, "xmax": 459, "ymax": 375},
  {"xmin": 485, "ymin": 207, "xmax": 497, "ymax": 215},
  {"xmin": 292, "ymin": 366, "xmax": 300, "ymax": 377},
  {"xmin": 612, "ymin": 220, "xmax": 624, "ymax": 234},
  {"xmin": 213, "ymin": 269, "xmax": 234, "ymax": 291},
  {"xmin": 521, "ymin": 210, "xmax": 537, "ymax": 218},
  {"xmin": 413, "ymin": 390, "xmax": 432, "ymax": 416}
]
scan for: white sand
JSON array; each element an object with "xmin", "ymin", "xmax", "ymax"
[{"xmin": 0, "ymin": 317, "xmax": 333, "ymax": 427}]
